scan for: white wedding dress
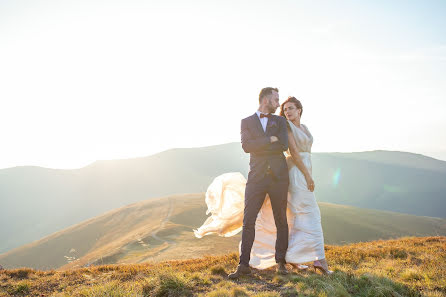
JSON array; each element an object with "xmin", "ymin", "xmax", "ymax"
[{"xmin": 194, "ymin": 121, "xmax": 325, "ymax": 269}]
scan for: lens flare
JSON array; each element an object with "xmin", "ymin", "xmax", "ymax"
[{"xmin": 332, "ymin": 168, "xmax": 341, "ymax": 187}]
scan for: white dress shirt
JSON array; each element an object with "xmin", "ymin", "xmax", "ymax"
[{"xmin": 256, "ymin": 111, "xmax": 269, "ymax": 132}]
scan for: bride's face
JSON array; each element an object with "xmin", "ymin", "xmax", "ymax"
[{"xmin": 283, "ymin": 102, "xmax": 301, "ymax": 121}]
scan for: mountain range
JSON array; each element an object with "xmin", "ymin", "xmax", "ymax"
[{"xmin": 1, "ymin": 143, "xmax": 445, "ymax": 254}]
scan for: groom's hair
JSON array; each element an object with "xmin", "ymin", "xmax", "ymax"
[{"xmin": 259, "ymin": 87, "xmax": 279, "ymax": 103}]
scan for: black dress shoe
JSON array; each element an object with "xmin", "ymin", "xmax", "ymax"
[
  {"xmin": 228, "ymin": 264, "xmax": 251, "ymax": 279},
  {"xmin": 277, "ymin": 262, "xmax": 288, "ymax": 275}
]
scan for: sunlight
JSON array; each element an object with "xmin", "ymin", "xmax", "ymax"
[{"xmin": 1, "ymin": 0, "xmax": 445, "ymax": 169}]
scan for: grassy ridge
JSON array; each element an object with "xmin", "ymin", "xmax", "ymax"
[{"xmin": 0, "ymin": 237, "xmax": 445, "ymax": 296}]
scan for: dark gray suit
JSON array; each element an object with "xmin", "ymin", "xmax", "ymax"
[{"xmin": 239, "ymin": 113, "xmax": 289, "ymax": 265}]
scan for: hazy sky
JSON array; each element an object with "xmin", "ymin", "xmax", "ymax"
[{"xmin": 1, "ymin": 0, "xmax": 445, "ymax": 169}]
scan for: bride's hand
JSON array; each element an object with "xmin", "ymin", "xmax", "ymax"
[{"xmin": 305, "ymin": 174, "xmax": 315, "ymax": 192}]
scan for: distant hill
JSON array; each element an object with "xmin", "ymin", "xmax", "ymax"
[
  {"xmin": 1, "ymin": 143, "xmax": 445, "ymax": 253},
  {"xmin": 1, "ymin": 193, "xmax": 444, "ymax": 270},
  {"xmin": 311, "ymin": 151, "xmax": 446, "ymax": 218},
  {"xmin": 0, "ymin": 144, "xmax": 249, "ymax": 254},
  {"xmin": 326, "ymin": 150, "xmax": 446, "ymax": 172}
]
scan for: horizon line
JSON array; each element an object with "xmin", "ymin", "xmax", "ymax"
[{"xmin": 1, "ymin": 142, "xmax": 444, "ymax": 171}]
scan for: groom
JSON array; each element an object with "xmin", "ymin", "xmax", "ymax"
[{"xmin": 229, "ymin": 87, "xmax": 289, "ymax": 279}]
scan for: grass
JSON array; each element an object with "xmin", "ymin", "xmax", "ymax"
[{"xmin": 0, "ymin": 236, "xmax": 445, "ymax": 296}]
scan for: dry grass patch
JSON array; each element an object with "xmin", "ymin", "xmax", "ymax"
[{"xmin": 0, "ymin": 237, "xmax": 444, "ymax": 296}]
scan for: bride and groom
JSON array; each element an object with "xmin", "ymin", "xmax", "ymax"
[{"xmin": 194, "ymin": 87, "xmax": 331, "ymax": 279}]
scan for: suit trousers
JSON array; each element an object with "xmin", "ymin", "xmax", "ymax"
[{"xmin": 239, "ymin": 172, "xmax": 289, "ymax": 266}]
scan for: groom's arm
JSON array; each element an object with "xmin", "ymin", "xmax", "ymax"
[
  {"xmin": 268, "ymin": 117, "xmax": 288, "ymax": 152},
  {"xmin": 241, "ymin": 119, "xmax": 271, "ymax": 153}
]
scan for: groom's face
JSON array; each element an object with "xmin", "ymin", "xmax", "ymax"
[{"xmin": 266, "ymin": 90, "xmax": 280, "ymax": 113}]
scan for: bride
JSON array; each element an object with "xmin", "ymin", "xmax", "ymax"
[{"xmin": 194, "ymin": 96, "xmax": 332, "ymax": 275}]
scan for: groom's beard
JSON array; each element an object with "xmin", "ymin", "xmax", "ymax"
[{"xmin": 265, "ymin": 103, "xmax": 275, "ymax": 114}]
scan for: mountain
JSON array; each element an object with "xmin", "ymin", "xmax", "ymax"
[
  {"xmin": 311, "ymin": 151, "xmax": 446, "ymax": 218},
  {"xmin": 326, "ymin": 150, "xmax": 446, "ymax": 172},
  {"xmin": 0, "ymin": 144, "xmax": 249, "ymax": 254},
  {"xmin": 1, "ymin": 193, "xmax": 445, "ymax": 270},
  {"xmin": 1, "ymin": 143, "xmax": 445, "ymax": 254}
]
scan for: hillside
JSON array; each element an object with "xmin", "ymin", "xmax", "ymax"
[
  {"xmin": 0, "ymin": 237, "xmax": 444, "ymax": 297},
  {"xmin": 1, "ymin": 143, "xmax": 445, "ymax": 254},
  {"xmin": 312, "ymin": 152, "xmax": 446, "ymax": 218},
  {"xmin": 0, "ymin": 143, "xmax": 249, "ymax": 254},
  {"xmin": 1, "ymin": 193, "xmax": 445, "ymax": 271}
]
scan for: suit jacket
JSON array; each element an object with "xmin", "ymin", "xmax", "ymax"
[{"xmin": 241, "ymin": 113, "xmax": 289, "ymax": 183}]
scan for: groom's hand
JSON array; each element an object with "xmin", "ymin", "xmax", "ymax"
[{"xmin": 270, "ymin": 136, "xmax": 279, "ymax": 143}]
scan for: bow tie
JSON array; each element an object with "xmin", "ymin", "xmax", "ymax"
[{"xmin": 260, "ymin": 113, "xmax": 272, "ymax": 118}]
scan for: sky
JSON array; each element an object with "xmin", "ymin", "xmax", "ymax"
[{"xmin": 1, "ymin": 0, "xmax": 445, "ymax": 169}]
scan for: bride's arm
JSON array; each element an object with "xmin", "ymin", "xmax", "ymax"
[{"xmin": 287, "ymin": 130, "xmax": 315, "ymax": 191}]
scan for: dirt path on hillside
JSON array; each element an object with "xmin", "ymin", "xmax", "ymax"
[
  {"xmin": 150, "ymin": 197, "xmax": 174, "ymax": 243},
  {"xmin": 138, "ymin": 197, "xmax": 176, "ymax": 262}
]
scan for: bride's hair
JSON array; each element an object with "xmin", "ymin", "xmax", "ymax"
[{"xmin": 280, "ymin": 96, "xmax": 303, "ymax": 117}]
